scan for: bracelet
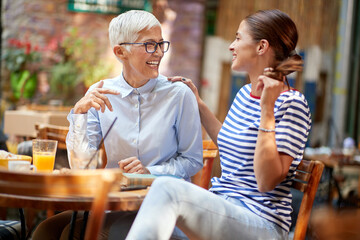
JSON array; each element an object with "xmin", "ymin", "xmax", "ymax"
[{"xmin": 258, "ymin": 127, "xmax": 276, "ymax": 133}]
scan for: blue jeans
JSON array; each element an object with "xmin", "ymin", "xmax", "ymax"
[{"xmin": 126, "ymin": 176, "xmax": 288, "ymax": 240}]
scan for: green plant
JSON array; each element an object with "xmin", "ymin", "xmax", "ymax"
[
  {"xmin": 50, "ymin": 61, "xmax": 80, "ymax": 95},
  {"xmin": 2, "ymin": 38, "xmax": 42, "ymax": 101}
]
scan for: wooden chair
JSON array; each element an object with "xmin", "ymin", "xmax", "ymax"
[
  {"xmin": 194, "ymin": 144, "xmax": 323, "ymax": 238},
  {"xmin": 193, "ymin": 140, "xmax": 218, "ymax": 189},
  {"xmin": 0, "ymin": 168, "xmax": 123, "ymax": 240},
  {"xmin": 292, "ymin": 159, "xmax": 324, "ymax": 240},
  {"xmin": 24, "ymin": 104, "xmax": 73, "ymax": 112},
  {"xmin": 35, "ymin": 123, "xmax": 69, "ymax": 150}
]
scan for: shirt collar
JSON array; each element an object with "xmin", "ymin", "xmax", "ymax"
[{"xmin": 117, "ymin": 73, "xmax": 157, "ymax": 100}]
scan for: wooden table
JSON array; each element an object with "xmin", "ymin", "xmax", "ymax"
[
  {"xmin": 309, "ymin": 206, "xmax": 360, "ymax": 239},
  {"xmin": 305, "ymin": 152, "xmax": 360, "ymax": 168},
  {"xmin": 0, "ymin": 189, "xmax": 148, "ymax": 240},
  {"xmin": 0, "ymin": 189, "xmax": 148, "ymax": 212},
  {"xmin": 305, "ymin": 152, "xmax": 360, "ymax": 206},
  {"xmin": 0, "ymin": 168, "xmax": 148, "ymax": 240}
]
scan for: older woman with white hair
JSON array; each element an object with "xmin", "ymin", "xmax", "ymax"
[{"xmin": 32, "ymin": 10, "xmax": 202, "ymax": 240}]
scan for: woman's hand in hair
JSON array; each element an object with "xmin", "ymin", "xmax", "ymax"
[{"xmin": 256, "ymin": 70, "xmax": 285, "ymax": 111}]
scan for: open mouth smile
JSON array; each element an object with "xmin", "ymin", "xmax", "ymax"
[{"xmin": 146, "ymin": 61, "xmax": 160, "ymax": 66}]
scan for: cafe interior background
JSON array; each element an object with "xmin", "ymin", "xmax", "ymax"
[{"xmin": 1, "ymin": 0, "xmax": 360, "ymax": 238}]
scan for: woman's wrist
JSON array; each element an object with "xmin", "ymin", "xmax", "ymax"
[
  {"xmin": 197, "ymin": 98, "xmax": 206, "ymax": 111},
  {"xmin": 259, "ymin": 112, "xmax": 275, "ymax": 132},
  {"xmin": 74, "ymin": 104, "xmax": 86, "ymax": 114},
  {"xmin": 258, "ymin": 127, "xmax": 275, "ymax": 132}
]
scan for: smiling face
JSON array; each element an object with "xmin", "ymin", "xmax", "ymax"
[
  {"xmin": 120, "ymin": 26, "xmax": 164, "ymax": 88},
  {"xmin": 229, "ymin": 21, "xmax": 259, "ymax": 72}
]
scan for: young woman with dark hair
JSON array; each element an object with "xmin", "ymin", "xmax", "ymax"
[{"xmin": 125, "ymin": 9, "xmax": 311, "ymax": 240}]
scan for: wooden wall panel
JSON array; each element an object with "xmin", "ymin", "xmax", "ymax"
[
  {"xmin": 215, "ymin": 0, "xmax": 340, "ymax": 51},
  {"xmin": 217, "ymin": 63, "xmax": 232, "ymax": 123}
]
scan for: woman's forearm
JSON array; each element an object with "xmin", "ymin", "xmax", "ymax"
[
  {"xmin": 254, "ymin": 108, "xmax": 288, "ymax": 192},
  {"xmin": 197, "ymin": 99, "xmax": 222, "ymax": 146}
]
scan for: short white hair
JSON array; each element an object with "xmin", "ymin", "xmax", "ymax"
[{"xmin": 109, "ymin": 10, "xmax": 161, "ymax": 51}]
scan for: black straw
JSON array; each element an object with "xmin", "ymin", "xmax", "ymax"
[{"xmin": 85, "ymin": 117, "xmax": 118, "ymax": 169}]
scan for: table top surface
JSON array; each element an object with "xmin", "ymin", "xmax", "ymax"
[
  {"xmin": 0, "ymin": 188, "xmax": 148, "ymax": 212},
  {"xmin": 0, "ymin": 168, "xmax": 148, "ymax": 212},
  {"xmin": 305, "ymin": 153, "xmax": 360, "ymax": 168}
]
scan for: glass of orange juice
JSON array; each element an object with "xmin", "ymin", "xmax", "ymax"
[{"xmin": 32, "ymin": 139, "xmax": 58, "ymax": 172}]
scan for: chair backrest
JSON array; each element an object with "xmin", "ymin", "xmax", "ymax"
[
  {"xmin": 35, "ymin": 123, "xmax": 69, "ymax": 149},
  {"xmin": 34, "ymin": 123, "xmax": 107, "ymax": 168},
  {"xmin": 292, "ymin": 159, "xmax": 324, "ymax": 240},
  {"xmin": 25, "ymin": 104, "xmax": 73, "ymax": 112},
  {"xmin": 192, "ymin": 140, "xmax": 218, "ymax": 189},
  {"xmin": 0, "ymin": 168, "xmax": 123, "ymax": 240}
]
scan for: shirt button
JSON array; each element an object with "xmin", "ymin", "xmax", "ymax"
[
  {"xmin": 133, "ymin": 139, "xmax": 136, "ymax": 144},
  {"xmin": 135, "ymin": 104, "xmax": 138, "ymax": 108},
  {"xmin": 135, "ymin": 123, "xmax": 138, "ymax": 126}
]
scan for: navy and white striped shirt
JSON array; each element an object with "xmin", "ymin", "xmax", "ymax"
[{"xmin": 210, "ymin": 84, "xmax": 311, "ymax": 232}]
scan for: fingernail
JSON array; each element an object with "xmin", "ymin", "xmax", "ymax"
[{"xmin": 181, "ymin": 78, "xmax": 186, "ymax": 81}]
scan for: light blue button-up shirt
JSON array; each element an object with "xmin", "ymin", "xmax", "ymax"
[{"xmin": 66, "ymin": 74, "xmax": 203, "ymax": 181}]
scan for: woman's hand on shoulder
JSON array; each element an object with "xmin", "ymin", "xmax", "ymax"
[
  {"xmin": 73, "ymin": 80, "xmax": 120, "ymax": 114},
  {"xmin": 168, "ymin": 76, "xmax": 201, "ymax": 103}
]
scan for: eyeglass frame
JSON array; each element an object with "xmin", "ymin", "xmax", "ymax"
[{"xmin": 119, "ymin": 41, "xmax": 170, "ymax": 53}]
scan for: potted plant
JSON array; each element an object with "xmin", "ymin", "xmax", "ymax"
[{"xmin": 2, "ymin": 38, "xmax": 42, "ymax": 102}]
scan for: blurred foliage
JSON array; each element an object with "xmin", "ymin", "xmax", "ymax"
[
  {"xmin": 49, "ymin": 61, "xmax": 79, "ymax": 103},
  {"xmin": 2, "ymin": 38, "xmax": 42, "ymax": 72},
  {"xmin": 2, "ymin": 38, "xmax": 42, "ymax": 102},
  {"xmin": 10, "ymin": 71, "xmax": 37, "ymax": 100},
  {"xmin": 49, "ymin": 27, "xmax": 113, "ymax": 103}
]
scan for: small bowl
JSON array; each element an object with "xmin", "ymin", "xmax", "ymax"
[{"xmin": 0, "ymin": 155, "xmax": 32, "ymax": 169}]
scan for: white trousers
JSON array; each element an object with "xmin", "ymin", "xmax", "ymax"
[{"xmin": 125, "ymin": 176, "xmax": 288, "ymax": 240}]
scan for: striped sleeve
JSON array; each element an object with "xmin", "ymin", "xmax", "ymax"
[{"xmin": 275, "ymin": 91, "xmax": 311, "ymax": 160}]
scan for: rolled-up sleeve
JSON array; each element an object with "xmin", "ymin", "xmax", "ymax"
[{"xmin": 66, "ymin": 109, "xmax": 102, "ymax": 164}]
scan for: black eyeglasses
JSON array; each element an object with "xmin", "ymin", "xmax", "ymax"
[{"xmin": 119, "ymin": 41, "xmax": 170, "ymax": 53}]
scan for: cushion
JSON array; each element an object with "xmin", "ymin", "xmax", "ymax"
[{"xmin": 0, "ymin": 220, "xmax": 21, "ymax": 240}]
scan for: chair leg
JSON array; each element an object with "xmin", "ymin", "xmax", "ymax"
[
  {"xmin": 333, "ymin": 177, "xmax": 344, "ymax": 208},
  {"xmin": 80, "ymin": 211, "xmax": 89, "ymax": 240},
  {"xmin": 18, "ymin": 208, "xmax": 26, "ymax": 240},
  {"xmin": 25, "ymin": 208, "xmax": 38, "ymax": 236},
  {"xmin": 68, "ymin": 211, "xmax": 78, "ymax": 240},
  {"xmin": 200, "ymin": 158, "xmax": 214, "ymax": 189}
]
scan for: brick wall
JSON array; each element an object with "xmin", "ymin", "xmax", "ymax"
[
  {"xmin": 1, "ymin": 0, "xmax": 205, "ymax": 104},
  {"xmin": 156, "ymin": 0, "xmax": 205, "ymax": 87},
  {"xmin": 2, "ymin": 0, "xmax": 113, "ymax": 63}
]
